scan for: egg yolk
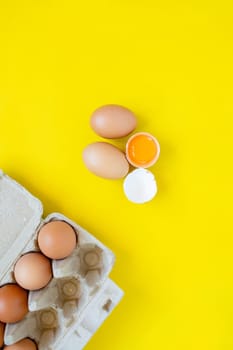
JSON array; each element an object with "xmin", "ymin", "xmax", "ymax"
[{"xmin": 127, "ymin": 134, "xmax": 159, "ymax": 166}]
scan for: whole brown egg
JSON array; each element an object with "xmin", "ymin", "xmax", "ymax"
[
  {"xmin": 38, "ymin": 221, "xmax": 77, "ymax": 260},
  {"xmin": 90, "ymin": 105, "xmax": 137, "ymax": 138},
  {"xmin": 83, "ymin": 142, "xmax": 129, "ymax": 179},
  {"xmin": 0, "ymin": 322, "xmax": 5, "ymax": 347},
  {"xmin": 14, "ymin": 252, "xmax": 52, "ymax": 291},
  {"xmin": 3, "ymin": 338, "xmax": 37, "ymax": 350},
  {"xmin": 0, "ymin": 284, "xmax": 28, "ymax": 323}
]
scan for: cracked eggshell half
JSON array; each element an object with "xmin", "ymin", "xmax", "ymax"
[
  {"xmin": 83, "ymin": 142, "xmax": 129, "ymax": 179},
  {"xmin": 123, "ymin": 168, "xmax": 157, "ymax": 204}
]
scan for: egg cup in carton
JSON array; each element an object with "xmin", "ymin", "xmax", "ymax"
[{"xmin": 0, "ymin": 171, "xmax": 123, "ymax": 349}]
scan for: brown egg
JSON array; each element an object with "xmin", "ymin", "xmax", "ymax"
[
  {"xmin": 83, "ymin": 142, "xmax": 129, "ymax": 179},
  {"xmin": 0, "ymin": 284, "xmax": 28, "ymax": 323},
  {"xmin": 3, "ymin": 338, "xmax": 37, "ymax": 350},
  {"xmin": 90, "ymin": 105, "xmax": 137, "ymax": 139},
  {"xmin": 14, "ymin": 253, "xmax": 52, "ymax": 291},
  {"xmin": 0, "ymin": 322, "xmax": 5, "ymax": 347},
  {"xmin": 38, "ymin": 221, "xmax": 77, "ymax": 260}
]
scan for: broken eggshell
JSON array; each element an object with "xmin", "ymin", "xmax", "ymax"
[{"xmin": 123, "ymin": 168, "xmax": 157, "ymax": 204}]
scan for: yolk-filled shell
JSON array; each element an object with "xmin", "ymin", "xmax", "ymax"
[{"xmin": 126, "ymin": 132, "xmax": 160, "ymax": 168}]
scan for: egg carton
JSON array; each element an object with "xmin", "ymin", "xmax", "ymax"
[{"xmin": 0, "ymin": 170, "xmax": 123, "ymax": 349}]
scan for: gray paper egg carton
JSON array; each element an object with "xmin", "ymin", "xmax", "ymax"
[{"xmin": 0, "ymin": 171, "xmax": 123, "ymax": 350}]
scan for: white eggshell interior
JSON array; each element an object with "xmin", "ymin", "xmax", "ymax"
[{"xmin": 123, "ymin": 168, "xmax": 157, "ymax": 204}]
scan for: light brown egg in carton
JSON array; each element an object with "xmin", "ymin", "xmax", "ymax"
[
  {"xmin": 45, "ymin": 213, "xmax": 114, "ymax": 286},
  {"xmin": 0, "ymin": 171, "xmax": 123, "ymax": 350}
]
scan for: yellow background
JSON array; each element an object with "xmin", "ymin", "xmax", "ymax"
[{"xmin": 0, "ymin": 1, "xmax": 233, "ymax": 349}]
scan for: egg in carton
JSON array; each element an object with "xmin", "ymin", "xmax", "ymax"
[{"xmin": 0, "ymin": 171, "xmax": 123, "ymax": 349}]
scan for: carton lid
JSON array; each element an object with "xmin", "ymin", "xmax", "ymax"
[{"xmin": 0, "ymin": 171, "xmax": 43, "ymax": 279}]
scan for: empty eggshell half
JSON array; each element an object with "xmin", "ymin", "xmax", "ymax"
[
  {"xmin": 123, "ymin": 168, "xmax": 157, "ymax": 204},
  {"xmin": 83, "ymin": 142, "xmax": 129, "ymax": 179},
  {"xmin": 90, "ymin": 105, "xmax": 137, "ymax": 139}
]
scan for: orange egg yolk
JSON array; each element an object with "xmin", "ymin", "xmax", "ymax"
[{"xmin": 127, "ymin": 134, "xmax": 158, "ymax": 166}]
